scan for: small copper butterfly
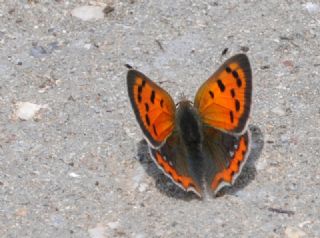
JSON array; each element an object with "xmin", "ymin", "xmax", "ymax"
[{"xmin": 127, "ymin": 54, "xmax": 252, "ymax": 197}]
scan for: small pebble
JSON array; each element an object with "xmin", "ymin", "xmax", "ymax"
[
  {"xmin": 69, "ymin": 172, "xmax": 80, "ymax": 178},
  {"xmin": 103, "ymin": 6, "xmax": 114, "ymax": 15},
  {"xmin": 138, "ymin": 183, "xmax": 148, "ymax": 192},
  {"xmin": 51, "ymin": 214, "xmax": 65, "ymax": 227},
  {"xmin": 84, "ymin": 43, "xmax": 92, "ymax": 50},
  {"xmin": 304, "ymin": 2, "xmax": 320, "ymax": 14},
  {"xmin": 107, "ymin": 221, "xmax": 120, "ymax": 230},
  {"xmin": 134, "ymin": 234, "xmax": 146, "ymax": 238},
  {"xmin": 271, "ymin": 106, "xmax": 285, "ymax": 116},
  {"xmin": 280, "ymin": 134, "xmax": 289, "ymax": 143},
  {"xmin": 285, "ymin": 226, "xmax": 306, "ymax": 238},
  {"xmin": 240, "ymin": 46, "xmax": 249, "ymax": 52},
  {"xmin": 30, "ymin": 45, "xmax": 47, "ymax": 57},
  {"xmin": 71, "ymin": 6, "xmax": 105, "ymax": 21},
  {"xmin": 47, "ymin": 41, "xmax": 59, "ymax": 53},
  {"xmin": 88, "ymin": 224, "xmax": 107, "ymax": 238},
  {"xmin": 15, "ymin": 207, "xmax": 28, "ymax": 217},
  {"xmin": 15, "ymin": 102, "xmax": 47, "ymax": 121}
]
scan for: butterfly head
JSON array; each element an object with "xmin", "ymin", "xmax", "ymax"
[
  {"xmin": 176, "ymin": 93, "xmax": 192, "ymax": 105},
  {"xmin": 176, "ymin": 98, "xmax": 192, "ymax": 109}
]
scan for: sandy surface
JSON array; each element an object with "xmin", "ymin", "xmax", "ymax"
[{"xmin": 0, "ymin": 0, "xmax": 319, "ymax": 237}]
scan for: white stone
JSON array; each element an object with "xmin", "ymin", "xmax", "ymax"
[
  {"xmin": 298, "ymin": 220, "xmax": 311, "ymax": 228},
  {"xmin": 285, "ymin": 227, "xmax": 307, "ymax": 238},
  {"xmin": 304, "ymin": 2, "xmax": 320, "ymax": 14},
  {"xmin": 134, "ymin": 234, "xmax": 146, "ymax": 238},
  {"xmin": 256, "ymin": 158, "xmax": 268, "ymax": 171},
  {"xmin": 15, "ymin": 102, "xmax": 47, "ymax": 120},
  {"xmin": 271, "ymin": 106, "xmax": 285, "ymax": 116},
  {"xmin": 71, "ymin": 6, "xmax": 105, "ymax": 21},
  {"xmin": 138, "ymin": 183, "xmax": 148, "ymax": 192},
  {"xmin": 69, "ymin": 172, "xmax": 80, "ymax": 178},
  {"xmin": 84, "ymin": 43, "xmax": 92, "ymax": 49},
  {"xmin": 107, "ymin": 221, "xmax": 120, "ymax": 230},
  {"xmin": 88, "ymin": 224, "xmax": 107, "ymax": 238}
]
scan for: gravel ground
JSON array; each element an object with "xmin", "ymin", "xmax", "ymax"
[{"xmin": 0, "ymin": 0, "xmax": 320, "ymax": 237}]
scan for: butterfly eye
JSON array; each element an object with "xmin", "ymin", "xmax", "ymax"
[{"xmin": 124, "ymin": 64, "xmax": 133, "ymax": 69}]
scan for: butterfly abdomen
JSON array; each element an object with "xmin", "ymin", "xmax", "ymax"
[{"xmin": 176, "ymin": 101, "xmax": 203, "ymax": 148}]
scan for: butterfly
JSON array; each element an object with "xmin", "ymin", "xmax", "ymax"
[{"xmin": 127, "ymin": 54, "xmax": 252, "ymax": 198}]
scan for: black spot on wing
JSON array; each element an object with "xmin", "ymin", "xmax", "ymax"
[
  {"xmin": 235, "ymin": 99, "xmax": 240, "ymax": 112},
  {"xmin": 145, "ymin": 103, "xmax": 149, "ymax": 112},
  {"xmin": 230, "ymin": 89, "xmax": 235, "ymax": 98},
  {"xmin": 229, "ymin": 111, "xmax": 234, "ymax": 123},
  {"xmin": 145, "ymin": 114, "xmax": 150, "ymax": 126},
  {"xmin": 209, "ymin": 90, "xmax": 214, "ymax": 98},
  {"xmin": 137, "ymin": 94, "xmax": 142, "ymax": 103},
  {"xmin": 153, "ymin": 124, "xmax": 158, "ymax": 136},
  {"xmin": 232, "ymin": 70, "xmax": 239, "ymax": 79},
  {"xmin": 150, "ymin": 90, "xmax": 155, "ymax": 104},
  {"xmin": 217, "ymin": 79, "xmax": 225, "ymax": 92},
  {"xmin": 237, "ymin": 78, "xmax": 242, "ymax": 88}
]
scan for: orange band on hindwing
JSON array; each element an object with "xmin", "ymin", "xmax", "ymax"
[
  {"xmin": 211, "ymin": 134, "xmax": 249, "ymax": 191},
  {"xmin": 154, "ymin": 152, "xmax": 194, "ymax": 189}
]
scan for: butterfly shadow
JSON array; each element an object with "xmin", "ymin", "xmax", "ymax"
[{"xmin": 136, "ymin": 125, "xmax": 264, "ymax": 200}]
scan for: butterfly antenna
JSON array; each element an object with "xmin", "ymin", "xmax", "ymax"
[
  {"xmin": 124, "ymin": 64, "xmax": 133, "ymax": 69},
  {"xmin": 177, "ymin": 93, "xmax": 193, "ymax": 105}
]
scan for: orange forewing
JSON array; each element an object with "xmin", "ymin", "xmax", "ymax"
[
  {"xmin": 127, "ymin": 70, "xmax": 176, "ymax": 148},
  {"xmin": 210, "ymin": 132, "xmax": 250, "ymax": 193},
  {"xmin": 194, "ymin": 54, "xmax": 252, "ymax": 134}
]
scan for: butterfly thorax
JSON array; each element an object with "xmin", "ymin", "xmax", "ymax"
[{"xmin": 176, "ymin": 100, "xmax": 203, "ymax": 147}]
